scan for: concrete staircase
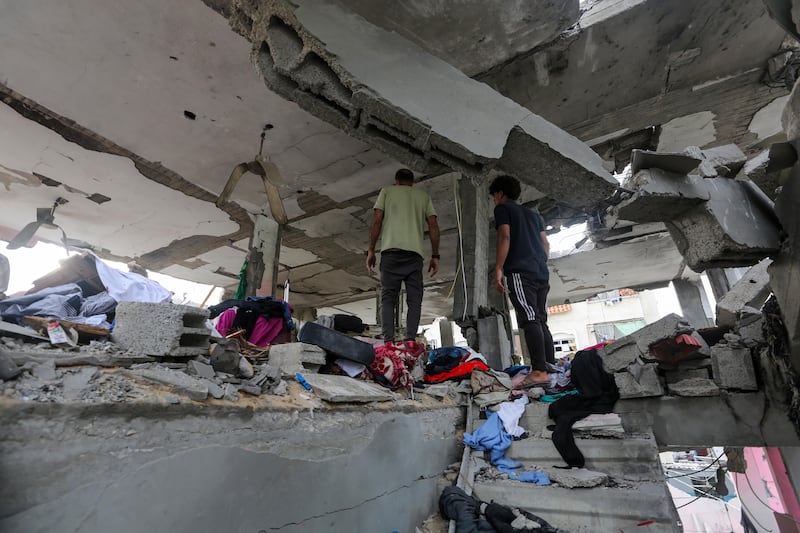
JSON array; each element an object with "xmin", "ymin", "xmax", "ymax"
[{"xmin": 466, "ymin": 401, "xmax": 682, "ymax": 533}]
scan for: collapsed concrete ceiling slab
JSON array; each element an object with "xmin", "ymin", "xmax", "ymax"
[
  {"xmin": 204, "ymin": 0, "xmax": 619, "ymax": 210},
  {"xmin": 0, "ymin": 0, "xmax": 791, "ymax": 324}
]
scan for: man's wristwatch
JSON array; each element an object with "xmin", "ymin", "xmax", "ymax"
[{"xmin": 432, "ymin": 254, "xmax": 440, "ymax": 259}]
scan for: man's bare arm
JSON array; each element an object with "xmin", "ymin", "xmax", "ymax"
[
  {"xmin": 494, "ymin": 224, "xmax": 511, "ymax": 293},
  {"xmin": 427, "ymin": 215, "xmax": 440, "ymax": 276},
  {"xmin": 366, "ymin": 209, "xmax": 384, "ymax": 273},
  {"xmin": 540, "ymin": 231, "xmax": 550, "ymax": 259}
]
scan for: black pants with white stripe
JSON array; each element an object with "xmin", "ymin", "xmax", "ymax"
[{"xmin": 506, "ymin": 271, "xmax": 555, "ymax": 371}]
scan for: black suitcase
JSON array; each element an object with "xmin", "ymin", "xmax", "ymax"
[{"xmin": 298, "ymin": 321, "xmax": 375, "ymax": 365}]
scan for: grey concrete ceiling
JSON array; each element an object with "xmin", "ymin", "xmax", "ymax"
[{"xmin": 0, "ymin": 0, "xmax": 790, "ymax": 324}]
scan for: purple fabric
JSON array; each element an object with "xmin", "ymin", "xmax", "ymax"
[
  {"xmin": 215, "ymin": 308, "xmax": 289, "ymax": 347},
  {"xmin": 248, "ymin": 316, "xmax": 285, "ymax": 346}
]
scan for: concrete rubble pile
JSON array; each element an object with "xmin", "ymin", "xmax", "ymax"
[
  {"xmin": 610, "ymin": 146, "xmax": 783, "ymax": 270},
  {"xmin": 599, "ymin": 291, "xmax": 772, "ymax": 398},
  {"xmin": 0, "ymin": 302, "xmax": 461, "ymax": 406}
]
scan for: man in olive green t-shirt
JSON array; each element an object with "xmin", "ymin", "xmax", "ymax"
[{"xmin": 366, "ymin": 168, "xmax": 440, "ymax": 341}]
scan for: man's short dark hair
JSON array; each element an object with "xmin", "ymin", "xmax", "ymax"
[
  {"xmin": 489, "ymin": 175, "xmax": 521, "ymax": 200},
  {"xmin": 395, "ymin": 168, "xmax": 414, "ymax": 183}
]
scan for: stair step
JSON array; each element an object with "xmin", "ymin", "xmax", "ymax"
[
  {"xmin": 471, "ymin": 480, "xmax": 680, "ymax": 533},
  {"xmin": 508, "ymin": 435, "xmax": 663, "ymax": 479}
]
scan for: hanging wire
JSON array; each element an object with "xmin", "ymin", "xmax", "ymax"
[
  {"xmin": 664, "ymin": 455, "xmax": 723, "ymax": 479},
  {"xmin": 453, "ymin": 176, "xmax": 468, "ymax": 321}
]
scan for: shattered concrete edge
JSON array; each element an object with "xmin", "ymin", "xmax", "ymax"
[{"xmin": 204, "ymin": 0, "xmax": 618, "ymax": 209}]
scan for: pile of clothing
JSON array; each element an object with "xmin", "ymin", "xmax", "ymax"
[
  {"xmin": 209, "ymin": 296, "xmax": 294, "ymax": 347},
  {"xmin": 424, "ymin": 346, "xmax": 490, "ymax": 383}
]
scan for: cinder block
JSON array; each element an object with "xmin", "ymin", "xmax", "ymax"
[
  {"xmin": 112, "ymin": 302, "xmax": 210, "ymax": 357},
  {"xmin": 667, "ymin": 377, "xmax": 720, "ymax": 397},
  {"xmin": 268, "ymin": 342, "xmax": 326, "ymax": 376},
  {"xmin": 599, "ymin": 337, "xmax": 642, "ymax": 373},
  {"xmin": 716, "ymin": 259, "xmax": 771, "ymax": 328},
  {"xmin": 711, "ymin": 343, "xmax": 758, "ymax": 391},
  {"xmin": 614, "ymin": 364, "xmax": 664, "ymax": 399}
]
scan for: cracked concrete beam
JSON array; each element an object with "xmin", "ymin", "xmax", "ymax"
[
  {"xmin": 614, "ymin": 168, "xmax": 710, "ymax": 223},
  {"xmin": 666, "ymin": 178, "xmax": 782, "ymax": 271},
  {"xmin": 610, "ymin": 161, "xmax": 782, "ymax": 271},
  {"xmin": 206, "ymin": 0, "xmax": 618, "ymax": 210}
]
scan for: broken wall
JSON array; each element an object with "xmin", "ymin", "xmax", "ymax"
[{"xmin": 0, "ymin": 402, "xmax": 462, "ymax": 532}]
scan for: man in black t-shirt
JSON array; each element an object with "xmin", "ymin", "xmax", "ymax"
[{"xmin": 489, "ymin": 175, "xmax": 555, "ymax": 385}]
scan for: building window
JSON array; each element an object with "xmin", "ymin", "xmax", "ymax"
[
  {"xmin": 552, "ymin": 334, "xmax": 577, "ymax": 357},
  {"xmin": 590, "ymin": 319, "xmax": 646, "ymax": 343}
]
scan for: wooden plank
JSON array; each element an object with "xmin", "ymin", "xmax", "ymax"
[{"xmin": 22, "ymin": 315, "xmax": 110, "ymax": 338}]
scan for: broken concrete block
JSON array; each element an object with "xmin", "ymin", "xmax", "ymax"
[
  {"xmin": 615, "ymin": 169, "xmax": 709, "ymax": 223},
  {"xmin": 242, "ymin": 364, "xmax": 283, "ymax": 395},
  {"xmin": 783, "ymin": 79, "xmax": 800, "ymax": 142},
  {"xmin": 187, "ymin": 360, "xmax": 216, "ymax": 380},
  {"xmin": 573, "ymin": 413, "xmax": 624, "ymax": 437},
  {"xmin": 223, "ymin": 383, "xmax": 240, "ymax": 402},
  {"xmin": 716, "ymin": 259, "xmax": 772, "ymax": 327},
  {"xmin": 202, "ymin": 379, "xmax": 225, "ymax": 400},
  {"xmin": 629, "ymin": 149, "xmax": 701, "ymax": 175},
  {"xmin": 667, "ymin": 377, "xmax": 720, "ymax": 397},
  {"xmin": 664, "ymin": 368, "xmax": 710, "ymax": 383},
  {"xmin": 711, "ymin": 343, "xmax": 758, "ymax": 391},
  {"xmin": 212, "ymin": 0, "xmax": 618, "ymax": 209},
  {"xmin": 62, "ymin": 367, "xmax": 100, "ymax": 401},
  {"xmin": 696, "ymin": 144, "xmax": 747, "ymax": 178},
  {"xmin": 0, "ymin": 349, "xmax": 21, "ymax": 380},
  {"xmin": 666, "ymin": 178, "xmax": 782, "ymax": 271},
  {"xmin": 302, "ymin": 373, "xmax": 395, "ymax": 402},
  {"xmin": 769, "ymin": 165, "xmax": 800, "ymax": 372},
  {"xmin": 238, "ymin": 356, "xmax": 254, "ymax": 379},
  {"xmin": 134, "ymin": 367, "xmax": 209, "ymax": 401},
  {"xmin": 209, "ymin": 340, "xmax": 239, "ymax": 373},
  {"xmin": 614, "ymin": 364, "xmax": 664, "ymax": 399},
  {"xmin": 634, "ymin": 314, "xmax": 694, "ymax": 354},
  {"xmin": 545, "ymin": 467, "xmax": 608, "ymax": 488},
  {"xmin": 657, "ymin": 356, "xmax": 712, "ymax": 372},
  {"xmin": 112, "ymin": 302, "xmax": 210, "ymax": 357},
  {"xmin": 268, "ymin": 342, "xmax": 327, "ymax": 376},
  {"xmin": 736, "ymin": 306, "xmax": 765, "ymax": 345},
  {"xmin": 740, "ymin": 144, "xmax": 796, "ymax": 200},
  {"xmin": 599, "ymin": 337, "xmax": 642, "ymax": 373},
  {"xmin": 32, "ymin": 359, "xmax": 57, "ymax": 381}
]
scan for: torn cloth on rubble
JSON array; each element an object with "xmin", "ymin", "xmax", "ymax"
[
  {"xmin": 439, "ymin": 486, "xmax": 566, "ymax": 533},
  {"xmin": 0, "ymin": 283, "xmax": 112, "ymax": 328},
  {"xmin": 91, "ymin": 255, "xmax": 171, "ymax": 304},
  {"xmin": 464, "ymin": 411, "xmax": 550, "ymax": 485},
  {"xmin": 370, "ymin": 340, "xmax": 426, "ymax": 390}
]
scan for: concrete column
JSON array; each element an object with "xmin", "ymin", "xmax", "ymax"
[
  {"xmin": 252, "ymin": 214, "xmax": 282, "ymax": 297},
  {"xmin": 477, "ymin": 315, "xmax": 512, "ymax": 370},
  {"xmin": 438, "ymin": 319, "xmax": 455, "ymax": 347},
  {"xmin": 452, "ymin": 175, "xmax": 489, "ymax": 321},
  {"xmin": 672, "ymin": 279, "xmax": 714, "ymax": 329},
  {"xmin": 705, "ymin": 267, "xmax": 748, "ymax": 301}
]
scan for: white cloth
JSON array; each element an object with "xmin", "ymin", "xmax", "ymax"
[
  {"xmin": 496, "ymin": 394, "xmax": 529, "ymax": 438},
  {"xmin": 334, "ymin": 358, "xmax": 366, "ymax": 377},
  {"xmin": 91, "ymin": 254, "xmax": 172, "ymax": 304}
]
